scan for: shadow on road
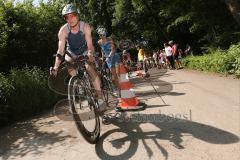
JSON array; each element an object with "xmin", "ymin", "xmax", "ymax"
[
  {"xmin": 0, "ymin": 68, "xmax": 200, "ymax": 159},
  {"xmin": 95, "ymin": 68, "xmax": 237, "ymax": 159},
  {"xmin": 95, "ymin": 113, "xmax": 239, "ymax": 160},
  {"xmin": 130, "ymin": 68, "xmax": 187, "ymax": 103},
  {"xmin": 145, "ymin": 104, "xmax": 170, "ymax": 109},
  {"xmin": 0, "ymin": 113, "xmax": 76, "ymax": 160}
]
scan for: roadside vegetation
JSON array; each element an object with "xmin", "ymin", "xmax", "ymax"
[{"xmin": 183, "ymin": 43, "xmax": 240, "ymax": 77}]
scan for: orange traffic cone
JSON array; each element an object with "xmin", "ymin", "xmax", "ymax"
[{"xmin": 117, "ymin": 63, "xmax": 146, "ymax": 111}]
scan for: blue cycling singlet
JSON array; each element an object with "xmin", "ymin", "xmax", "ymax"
[
  {"xmin": 65, "ymin": 22, "xmax": 87, "ymax": 55},
  {"xmin": 100, "ymin": 40, "xmax": 112, "ymax": 57}
]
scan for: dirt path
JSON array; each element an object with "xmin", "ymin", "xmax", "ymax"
[{"xmin": 0, "ymin": 68, "xmax": 239, "ymax": 160}]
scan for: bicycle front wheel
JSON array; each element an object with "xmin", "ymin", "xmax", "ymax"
[{"xmin": 68, "ymin": 75, "xmax": 100, "ymax": 144}]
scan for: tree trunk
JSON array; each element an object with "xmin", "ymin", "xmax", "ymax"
[{"xmin": 225, "ymin": 0, "xmax": 240, "ymax": 25}]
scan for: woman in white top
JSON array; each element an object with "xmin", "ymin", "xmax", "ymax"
[{"xmin": 164, "ymin": 43, "xmax": 175, "ymax": 69}]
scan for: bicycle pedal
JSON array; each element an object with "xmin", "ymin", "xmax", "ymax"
[{"xmin": 102, "ymin": 115, "xmax": 111, "ymax": 125}]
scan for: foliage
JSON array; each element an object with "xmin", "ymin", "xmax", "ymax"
[
  {"xmin": 182, "ymin": 43, "xmax": 240, "ymax": 77},
  {"xmin": 0, "ymin": 67, "xmax": 60, "ymax": 126},
  {"xmin": 0, "ymin": 0, "xmax": 64, "ymax": 72},
  {"xmin": 0, "ymin": 0, "xmax": 239, "ymax": 72},
  {"xmin": 0, "ymin": 73, "xmax": 13, "ymax": 124}
]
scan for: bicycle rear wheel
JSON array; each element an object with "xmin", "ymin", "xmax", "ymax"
[{"xmin": 68, "ymin": 75, "xmax": 100, "ymax": 144}]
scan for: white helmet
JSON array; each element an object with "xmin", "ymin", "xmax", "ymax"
[
  {"xmin": 96, "ymin": 27, "xmax": 107, "ymax": 36},
  {"xmin": 168, "ymin": 40, "xmax": 174, "ymax": 45},
  {"xmin": 62, "ymin": 4, "xmax": 79, "ymax": 16}
]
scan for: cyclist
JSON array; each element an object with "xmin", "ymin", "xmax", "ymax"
[
  {"xmin": 97, "ymin": 27, "xmax": 120, "ymax": 93},
  {"xmin": 122, "ymin": 50, "xmax": 132, "ymax": 67},
  {"xmin": 50, "ymin": 4, "xmax": 107, "ymax": 112}
]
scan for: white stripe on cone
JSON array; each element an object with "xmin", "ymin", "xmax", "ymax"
[
  {"xmin": 119, "ymin": 73, "xmax": 129, "ymax": 83},
  {"xmin": 120, "ymin": 89, "xmax": 136, "ymax": 99}
]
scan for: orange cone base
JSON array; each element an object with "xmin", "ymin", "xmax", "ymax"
[
  {"xmin": 117, "ymin": 101, "xmax": 146, "ymax": 112},
  {"xmin": 119, "ymin": 97, "xmax": 139, "ymax": 107}
]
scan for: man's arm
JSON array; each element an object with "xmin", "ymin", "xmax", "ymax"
[
  {"xmin": 108, "ymin": 38, "xmax": 116, "ymax": 57},
  {"xmin": 84, "ymin": 23, "xmax": 95, "ymax": 53},
  {"xmin": 97, "ymin": 40, "xmax": 104, "ymax": 58},
  {"xmin": 53, "ymin": 26, "xmax": 66, "ymax": 70}
]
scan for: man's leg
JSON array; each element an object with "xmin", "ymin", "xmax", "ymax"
[
  {"xmin": 111, "ymin": 67, "xmax": 119, "ymax": 89},
  {"xmin": 174, "ymin": 56, "xmax": 179, "ymax": 69},
  {"xmin": 85, "ymin": 63, "xmax": 102, "ymax": 99},
  {"xmin": 143, "ymin": 60, "xmax": 148, "ymax": 73},
  {"xmin": 168, "ymin": 56, "xmax": 175, "ymax": 69},
  {"xmin": 109, "ymin": 54, "xmax": 120, "ymax": 90},
  {"xmin": 85, "ymin": 63, "xmax": 108, "ymax": 113},
  {"xmin": 143, "ymin": 59, "xmax": 150, "ymax": 77},
  {"xmin": 68, "ymin": 67, "xmax": 77, "ymax": 77},
  {"xmin": 115, "ymin": 54, "xmax": 120, "ymax": 86}
]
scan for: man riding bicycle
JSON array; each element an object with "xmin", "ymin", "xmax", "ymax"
[
  {"xmin": 97, "ymin": 27, "xmax": 120, "ymax": 93},
  {"xmin": 50, "ymin": 3, "xmax": 107, "ymax": 112}
]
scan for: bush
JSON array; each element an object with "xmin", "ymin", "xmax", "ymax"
[
  {"xmin": 0, "ymin": 67, "xmax": 60, "ymax": 126},
  {"xmin": 0, "ymin": 73, "xmax": 14, "ymax": 125},
  {"xmin": 182, "ymin": 43, "xmax": 240, "ymax": 77}
]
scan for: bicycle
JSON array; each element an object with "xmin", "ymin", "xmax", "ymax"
[{"xmin": 55, "ymin": 55, "xmax": 119, "ymax": 144}]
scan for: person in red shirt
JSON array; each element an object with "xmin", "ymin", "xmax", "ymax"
[{"xmin": 169, "ymin": 40, "xmax": 180, "ymax": 69}]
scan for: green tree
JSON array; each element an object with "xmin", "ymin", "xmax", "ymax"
[
  {"xmin": 1, "ymin": 0, "xmax": 240, "ymax": 72},
  {"xmin": 225, "ymin": 0, "xmax": 240, "ymax": 25},
  {"xmin": 87, "ymin": 0, "xmax": 115, "ymax": 33},
  {"xmin": 0, "ymin": 0, "xmax": 64, "ymax": 71},
  {"xmin": 0, "ymin": 1, "xmax": 8, "ymax": 67}
]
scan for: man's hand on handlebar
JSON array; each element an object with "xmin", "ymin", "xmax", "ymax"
[
  {"xmin": 87, "ymin": 50, "xmax": 95, "ymax": 62},
  {"xmin": 50, "ymin": 67, "xmax": 58, "ymax": 76}
]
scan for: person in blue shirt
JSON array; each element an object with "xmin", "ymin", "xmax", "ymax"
[{"xmin": 97, "ymin": 27, "xmax": 120, "ymax": 91}]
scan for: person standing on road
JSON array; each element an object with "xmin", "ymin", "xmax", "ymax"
[
  {"xmin": 137, "ymin": 45, "xmax": 150, "ymax": 77},
  {"xmin": 169, "ymin": 40, "xmax": 180, "ymax": 69},
  {"xmin": 164, "ymin": 43, "xmax": 175, "ymax": 69}
]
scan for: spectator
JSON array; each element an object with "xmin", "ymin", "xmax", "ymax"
[
  {"xmin": 152, "ymin": 50, "xmax": 158, "ymax": 67},
  {"xmin": 184, "ymin": 44, "xmax": 193, "ymax": 56},
  {"xmin": 137, "ymin": 45, "xmax": 150, "ymax": 77},
  {"xmin": 169, "ymin": 40, "xmax": 180, "ymax": 69},
  {"xmin": 177, "ymin": 48, "xmax": 184, "ymax": 68},
  {"xmin": 164, "ymin": 43, "xmax": 175, "ymax": 69}
]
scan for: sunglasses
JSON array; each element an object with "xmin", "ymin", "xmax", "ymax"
[
  {"xmin": 99, "ymin": 34, "xmax": 105, "ymax": 36},
  {"xmin": 64, "ymin": 13, "xmax": 78, "ymax": 20}
]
